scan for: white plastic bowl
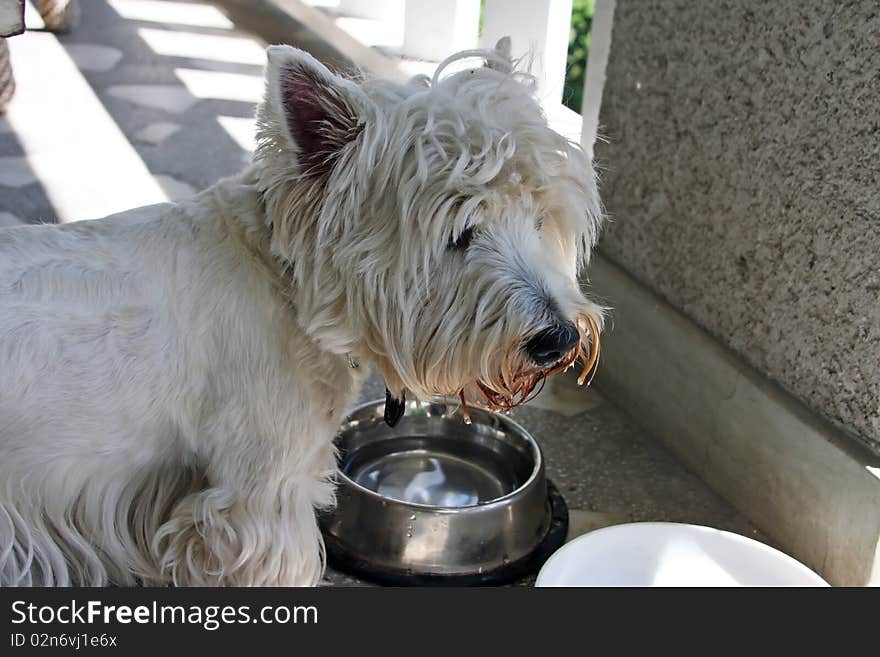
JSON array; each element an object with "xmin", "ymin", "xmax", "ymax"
[{"xmin": 535, "ymin": 522, "xmax": 828, "ymax": 587}]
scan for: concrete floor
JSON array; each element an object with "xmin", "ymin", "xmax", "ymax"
[
  {"xmin": 1, "ymin": 0, "xmax": 256, "ymax": 224},
  {"xmin": 1, "ymin": 0, "xmax": 761, "ymax": 586}
]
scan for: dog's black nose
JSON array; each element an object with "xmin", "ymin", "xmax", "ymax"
[{"xmin": 524, "ymin": 322, "xmax": 580, "ymax": 367}]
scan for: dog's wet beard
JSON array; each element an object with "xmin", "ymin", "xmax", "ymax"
[{"xmin": 457, "ymin": 314, "xmax": 601, "ymax": 424}]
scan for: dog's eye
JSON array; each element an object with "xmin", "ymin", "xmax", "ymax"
[{"xmin": 449, "ymin": 226, "xmax": 475, "ymax": 251}]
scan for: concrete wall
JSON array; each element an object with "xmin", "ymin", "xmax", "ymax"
[{"xmin": 594, "ymin": 0, "xmax": 880, "ymax": 452}]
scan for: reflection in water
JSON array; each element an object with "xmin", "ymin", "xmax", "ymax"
[{"xmin": 351, "ymin": 452, "xmax": 508, "ymax": 507}]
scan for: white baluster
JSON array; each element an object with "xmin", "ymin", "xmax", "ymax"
[
  {"xmin": 479, "ymin": 0, "xmax": 573, "ymax": 104},
  {"xmin": 335, "ymin": 0, "xmax": 405, "ymax": 51},
  {"xmin": 337, "ymin": 0, "xmax": 403, "ymax": 22},
  {"xmin": 580, "ymin": 0, "xmax": 615, "ymax": 158},
  {"xmin": 402, "ymin": 0, "xmax": 480, "ymax": 62}
]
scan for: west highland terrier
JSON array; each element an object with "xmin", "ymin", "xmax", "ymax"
[{"xmin": 0, "ymin": 40, "xmax": 604, "ymax": 586}]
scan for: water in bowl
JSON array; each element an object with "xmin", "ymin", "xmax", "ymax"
[{"xmin": 342, "ymin": 434, "xmax": 529, "ymax": 507}]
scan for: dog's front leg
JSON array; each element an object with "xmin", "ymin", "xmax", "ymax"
[{"xmin": 152, "ymin": 441, "xmax": 334, "ymax": 587}]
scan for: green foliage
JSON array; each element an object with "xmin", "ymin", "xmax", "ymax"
[{"xmin": 564, "ymin": 0, "xmax": 595, "ymax": 113}]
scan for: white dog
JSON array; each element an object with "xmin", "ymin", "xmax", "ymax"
[{"xmin": 0, "ymin": 41, "xmax": 604, "ymax": 586}]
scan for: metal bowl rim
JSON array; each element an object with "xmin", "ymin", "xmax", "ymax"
[{"xmin": 334, "ymin": 397, "xmax": 545, "ymax": 512}]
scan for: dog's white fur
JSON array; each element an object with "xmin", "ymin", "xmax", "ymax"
[{"xmin": 0, "ymin": 43, "xmax": 603, "ymax": 586}]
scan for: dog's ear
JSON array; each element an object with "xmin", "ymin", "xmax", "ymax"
[
  {"xmin": 485, "ymin": 36, "xmax": 514, "ymax": 74},
  {"xmin": 265, "ymin": 45, "xmax": 363, "ymax": 176}
]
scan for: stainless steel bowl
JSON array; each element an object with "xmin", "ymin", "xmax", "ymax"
[{"xmin": 321, "ymin": 398, "xmax": 562, "ymax": 582}]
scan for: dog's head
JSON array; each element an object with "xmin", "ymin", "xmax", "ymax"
[{"xmin": 256, "ymin": 43, "xmax": 604, "ymax": 416}]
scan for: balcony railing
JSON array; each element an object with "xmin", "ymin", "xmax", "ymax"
[{"xmin": 267, "ymin": 0, "xmax": 615, "ymax": 158}]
